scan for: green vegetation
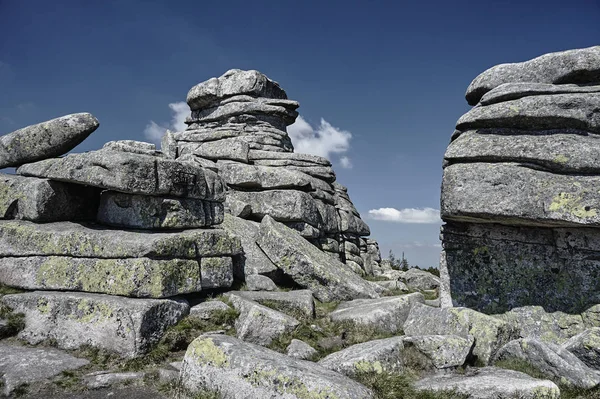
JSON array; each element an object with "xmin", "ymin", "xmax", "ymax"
[
  {"xmin": 387, "ymin": 251, "xmax": 440, "ymax": 277},
  {"xmin": 266, "ymin": 300, "xmax": 396, "ymax": 360},
  {"xmin": 354, "ymin": 370, "xmax": 468, "ymax": 399},
  {"xmin": 0, "ymin": 283, "xmax": 23, "ymax": 296}
]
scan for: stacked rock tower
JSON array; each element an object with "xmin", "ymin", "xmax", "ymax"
[
  {"xmin": 164, "ymin": 69, "xmax": 382, "ymax": 278},
  {"xmin": 0, "ymin": 69, "xmax": 384, "ymax": 359},
  {"xmin": 441, "ymin": 46, "xmax": 600, "ymax": 314}
]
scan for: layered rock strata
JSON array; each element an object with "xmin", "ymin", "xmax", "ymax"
[
  {"xmin": 441, "ymin": 46, "xmax": 600, "ymax": 313},
  {"xmin": 168, "ymin": 69, "xmax": 382, "ymax": 278}
]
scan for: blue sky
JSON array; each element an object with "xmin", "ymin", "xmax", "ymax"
[{"xmin": 1, "ymin": 0, "xmax": 599, "ymax": 267}]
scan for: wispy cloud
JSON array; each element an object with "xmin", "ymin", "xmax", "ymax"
[
  {"xmin": 288, "ymin": 116, "xmax": 352, "ymax": 164},
  {"xmin": 144, "ymin": 101, "xmax": 189, "ymax": 145},
  {"xmin": 398, "ymin": 241, "xmax": 442, "ymax": 249},
  {"xmin": 368, "ymin": 207, "xmax": 441, "ymax": 224}
]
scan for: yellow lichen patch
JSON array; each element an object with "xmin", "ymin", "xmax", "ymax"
[
  {"xmin": 246, "ymin": 368, "xmax": 339, "ymax": 399},
  {"xmin": 552, "ymin": 154, "xmax": 569, "ymax": 165},
  {"xmin": 354, "ymin": 360, "xmax": 384, "ymax": 374},
  {"xmin": 188, "ymin": 337, "xmax": 229, "ymax": 368},
  {"xmin": 548, "ymin": 192, "xmax": 597, "ymax": 219}
]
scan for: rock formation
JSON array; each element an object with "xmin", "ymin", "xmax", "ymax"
[{"xmin": 441, "ymin": 45, "xmax": 600, "ymax": 313}]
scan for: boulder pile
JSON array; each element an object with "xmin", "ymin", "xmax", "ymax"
[{"xmin": 441, "ymin": 45, "xmax": 600, "ymax": 313}]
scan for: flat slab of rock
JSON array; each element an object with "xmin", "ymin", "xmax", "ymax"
[
  {"xmin": 248, "ymin": 149, "xmax": 331, "ymax": 166},
  {"xmin": 102, "ymin": 140, "xmax": 158, "ymax": 156},
  {"xmin": 179, "ymin": 334, "xmax": 374, "ymax": 398},
  {"xmin": 287, "ymin": 339, "xmax": 318, "ymax": 360},
  {"xmin": 457, "ymin": 93, "xmax": 600, "ymax": 133},
  {"xmin": 84, "ymin": 371, "xmax": 145, "ymax": 389},
  {"xmin": 442, "ymin": 162, "xmax": 600, "ymax": 227},
  {"xmin": 190, "ymin": 300, "xmax": 232, "ymax": 320},
  {"xmin": 0, "ymin": 220, "xmax": 242, "ymax": 258},
  {"xmin": 231, "ymin": 289, "xmax": 315, "ymax": 318},
  {"xmin": 2, "ymin": 291, "xmax": 189, "ymax": 357},
  {"xmin": 18, "ymin": 149, "xmax": 226, "ymax": 200},
  {"xmin": 186, "ymin": 69, "xmax": 289, "ymax": 110},
  {"xmin": 220, "ymin": 163, "xmax": 312, "ymax": 190},
  {"xmin": 0, "ymin": 113, "xmax": 99, "ymax": 168},
  {"xmin": 0, "ymin": 342, "xmax": 89, "ymax": 396},
  {"xmin": 446, "ymin": 130, "xmax": 600, "ymax": 174},
  {"xmin": 178, "ymin": 139, "xmax": 250, "ymax": 163},
  {"xmin": 563, "ymin": 328, "xmax": 600, "ymax": 370},
  {"xmin": 256, "ymin": 215, "xmax": 380, "ymax": 302},
  {"xmin": 402, "ymin": 268, "xmax": 440, "ymax": 291},
  {"xmin": 495, "ymin": 338, "xmax": 600, "ymax": 389},
  {"xmin": 220, "ymin": 214, "xmax": 277, "ymax": 276},
  {"xmin": 329, "ymin": 293, "xmax": 424, "ymax": 334},
  {"xmin": 0, "ymin": 256, "xmax": 208, "ymax": 297},
  {"xmin": 318, "ymin": 336, "xmax": 405, "ymax": 377},
  {"xmin": 480, "ymin": 82, "xmax": 600, "ymax": 105},
  {"xmin": 495, "ymin": 306, "xmax": 585, "ymax": 345},
  {"xmin": 404, "ymin": 303, "xmax": 518, "ymax": 365},
  {"xmin": 465, "ymin": 45, "xmax": 600, "ymax": 105},
  {"xmin": 226, "ymin": 293, "xmax": 299, "ymax": 346},
  {"xmin": 414, "ymin": 367, "xmax": 559, "ymax": 399},
  {"xmin": 244, "ymin": 274, "xmax": 277, "ymax": 291},
  {"xmin": 0, "ymin": 173, "xmax": 99, "ymax": 222},
  {"xmin": 97, "ymin": 191, "xmax": 224, "ymax": 229}
]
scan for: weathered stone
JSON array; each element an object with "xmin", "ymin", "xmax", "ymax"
[
  {"xmin": 446, "ymin": 130, "xmax": 600, "ymax": 174},
  {"xmin": 227, "ymin": 190, "xmax": 321, "ymax": 226},
  {"xmin": 330, "ymin": 293, "xmax": 424, "ymax": 334},
  {"xmin": 287, "ymin": 339, "xmax": 318, "ymax": 360},
  {"xmin": 465, "ymin": 45, "xmax": 600, "ymax": 105},
  {"xmin": 0, "ymin": 342, "xmax": 90, "ymax": 396},
  {"xmin": 0, "ymin": 219, "xmax": 242, "ymax": 258},
  {"xmin": 248, "ymin": 149, "xmax": 331, "ymax": 166},
  {"xmin": 178, "ymin": 139, "xmax": 250, "ymax": 163},
  {"xmin": 457, "ymin": 93, "xmax": 600, "ymax": 133},
  {"xmin": 161, "ymin": 130, "xmax": 178, "ymax": 158},
  {"xmin": 480, "ymin": 82, "xmax": 600, "ymax": 105},
  {"xmin": 401, "ymin": 268, "xmax": 441, "ymax": 291},
  {"xmin": 225, "ymin": 293, "xmax": 299, "ymax": 346},
  {"xmin": 200, "ymin": 257, "xmax": 234, "ymax": 289},
  {"xmin": 403, "ymin": 335, "xmax": 473, "ymax": 369},
  {"xmin": 563, "ymin": 328, "xmax": 600, "ymax": 371},
  {"xmin": 256, "ymin": 215, "xmax": 380, "ymax": 302},
  {"xmin": 495, "ymin": 306, "xmax": 585, "ymax": 345},
  {"xmin": 0, "ymin": 256, "xmax": 205, "ymax": 297},
  {"xmin": 231, "ymin": 289, "xmax": 315, "ymax": 319},
  {"xmin": 102, "ymin": 140, "xmax": 158, "ymax": 156},
  {"xmin": 245, "ymin": 274, "xmax": 277, "ymax": 291},
  {"xmin": 84, "ymin": 371, "xmax": 145, "ymax": 389},
  {"xmin": 318, "ymin": 337, "xmax": 405, "ymax": 377},
  {"xmin": 190, "ymin": 300, "xmax": 232, "ymax": 320},
  {"xmin": 442, "ymin": 162, "xmax": 600, "ymax": 227},
  {"xmin": 374, "ymin": 280, "xmax": 409, "ymax": 292},
  {"xmin": 186, "ymin": 69, "xmax": 289, "ymax": 110},
  {"xmin": 414, "ymin": 367, "xmax": 559, "ymax": 399},
  {"xmin": 220, "ymin": 214, "xmax": 278, "ymax": 276},
  {"xmin": 495, "ymin": 338, "xmax": 600, "ymax": 388},
  {"xmin": 176, "ymin": 153, "xmax": 219, "ymax": 171},
  {"xmin": 582, "ymin": 305, "xmax": 600, "ymax": 328},
  {"xmin": 220, "ymin": 163, "xmax": 311, "ymax": 190},
  {"xmin": 188, "ymin": 98, "xmax": 298, "ymax": 126},
  {"xmin": 179, "ymin": 334, "xmax": 374, "ymax": 398},
  {"xmin": 0, "ymin": 173, "xmax": 99, "ymax": 222},
  {"xmin": 286, "ymin": 165, "xmax": 336, "ymax": 182},
  {"xmin": 97, "ymin": 191, "xmax": 223, "ymax": 229},
  {"xmin": 0, "ymin": 113, "xmax": 99, "ymax": 168},
  {"xmin": 316, "ymin": 201, "xmax": 341, "ymax": 233},
  {"xmin": 339, "ymin": 209, "xmax": 371, "ymax": 235},
  {"xmin": 442, "ymin": 221, "xmax": 600, "ymax": 313},
  {"xmin": 1, "ymin": 291, "xmax": 189, "ymax": 357},
  {"xmin": 18, "ymin": 149, "xmax": 226, "ymax": 200},
  {"xmin": 404, "ymin": 303, "xmax": 518, "ymax": 365}
]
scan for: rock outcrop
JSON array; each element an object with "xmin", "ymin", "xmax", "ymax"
[{"xmin": 441, "ymin": 46, "xmax": 600, "ymax": 313}]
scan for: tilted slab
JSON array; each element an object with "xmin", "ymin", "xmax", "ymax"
[
  {"xmin": 0, "ymin": 113, "xmax": 99, "ymax": 168},
  {"xmin": 442, "ymin": 162, "xmax": 600, "ymax": 227},
  {"xmin": 445, "ymin": 130, "xmax": 600, "ymax": 173},
  {"xmin": 248, "ymin": 149, "xmax": 331, "ymax": 166},
  {"xmin": 0, "ymin": 220, "xmax": 242, "ymax": 258},
  {"xmin": 0, "ymin": 173, "xmax": 99, "ymax": 222},
  {"xmin": 179, "ymin": 334, "xmax": 374, "ymax": 398},
  {"xmin": 219, "ymin": 163, "xmax": 312, "ymax": 190},
  {"xmin": 257, "ymin": 215, "xmax": 381, "ymax": 302},
  {"xmin": 188, "ymin": 99, "xmax": 298, "ymax": 125},
  {"xmin": 1, "ymin": 291, "xmax": 189, "ymax": 357},
  {"xmin": 17, "ymin": 149, "xmax": 226, "ymax": 200},
  {"xmin": 0, "ymin": 255, "xmax": 233, "ymax": 297},
  {"xmin": 465, "ymin": 45, "xmax": 600, "ymax": 105},
  {"xmin": 480, "ymin": 82, "xmax": 600, "ymax": 105},
  {"xmin": 457, "ymin": 93, "xmax": 600, "ymax": 134}
]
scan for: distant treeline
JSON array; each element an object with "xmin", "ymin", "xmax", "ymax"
[{"xmin": 387, "ymin": 250, "xmax": 440, "ymax": 277}]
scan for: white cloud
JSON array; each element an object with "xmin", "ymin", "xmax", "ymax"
[
  {"xmin": 287, "ymin": 116, "xmax": 352, "ymax": 163},
  {"xmin": 340, "ymin": 156, "xmax": 352, "ymax": 169},
  {"xmin": 368, "ymin": 207, "xmax": 441, "ymax": 224},
  {"xmin": 144, "ymin": 101, "xmax": 189, "ymax": 145},
  {"xmin": 398, "ymin": 241, "xmax": 442, "ymax": 249}
]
